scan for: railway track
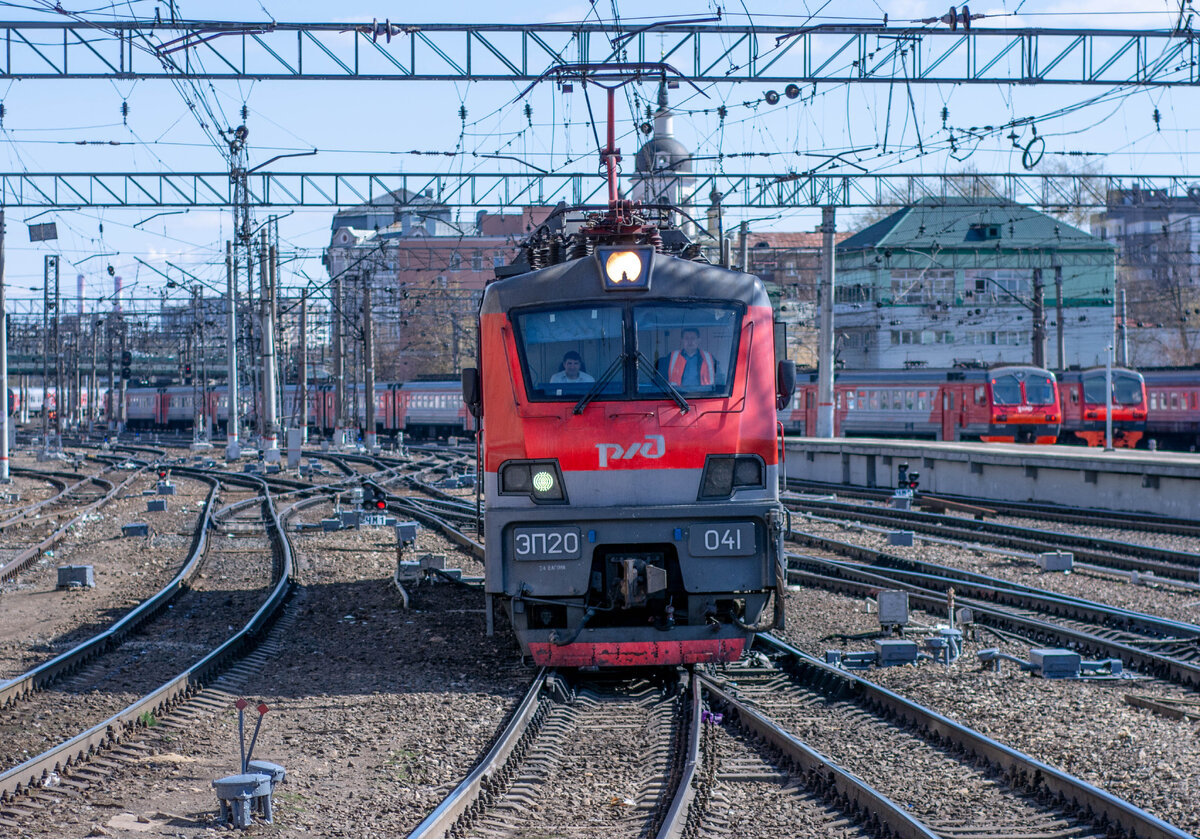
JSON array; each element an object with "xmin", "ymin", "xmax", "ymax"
[
  {"xmin": 0, "ymin": 471, "xmax": 301, "ymax": 825},
  {"xmin": 786, "ymin": 477, "xmax": 1200, "ymax": 538},
  {"xmin": 785, "ymin": 542, "xmax": 1200, "ymax": 687},
  {"xmin": 785, "ymin": 494, "xmax": 1200, "ymax": 582}
]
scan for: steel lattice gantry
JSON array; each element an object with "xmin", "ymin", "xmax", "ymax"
[
  {"xmin": 0, "ymin": 171, "xmax": 1192, "ymax": 209},
  {"xmin": 1, "ymin": 21, "xmax": 1198, "ymax": 85}
]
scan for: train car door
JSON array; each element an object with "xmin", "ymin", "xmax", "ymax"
[
  {"xmin": 155, "ymin": 388, "xmax": 169, "ymax": 427},
  {"xmin": 940, "ymin": 387, "xmax": 956, "ymax": 441}
]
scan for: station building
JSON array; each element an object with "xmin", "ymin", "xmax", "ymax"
[{"xmin": 833, "ymin": 198, "xmax": 1118, "ymax": 370}]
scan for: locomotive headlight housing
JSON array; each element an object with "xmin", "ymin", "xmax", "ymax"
[
  {"xmin": 500, "ymin": 460, "xmax": 566, "ymax": 503},
  {"xmin": 598, "ymin": 247, "xmax": 653, "ymax": 290},
  {"xmin": 699, "ymin": 454, "xmax": 765, "ymax": 499}
]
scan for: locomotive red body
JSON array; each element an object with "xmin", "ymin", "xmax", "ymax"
[{"xmin": 465, "ymin": 245, "xmax": 789, "ymax": 667}]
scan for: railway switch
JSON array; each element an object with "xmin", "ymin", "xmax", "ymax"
[
  {"xmin": 1031, "ymin": 649, "xmax": 1083, "ymax": 678},
  {"xmin": 56, "ymin": 565, "xmax": 94, "ymax": 588},
  {"xmin": 977, "ymin": 647, "xmax": 1123, "ymax": 678},
  {"xmin": 875, "ymin": 639, "xmax": 919, "ymax": 666},
  {"xmin": 212, "ymin": 773, "xmax": 272, "ymax": 829}
]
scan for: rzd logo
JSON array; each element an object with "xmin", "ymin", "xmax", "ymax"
[{"xmin": 596, "ymin": 434, "xmax": 666, "ymax": 468}]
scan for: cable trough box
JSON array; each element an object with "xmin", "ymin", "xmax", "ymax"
[
  {"xmin": 147, "ymin": 499, "xmax": 168, "ymax": 512},
  {"xmin": 1030, "ymin": 648, "xmax": 1082, "ymax": 679},
  {"xmin": 122, "ymin": 523, "xmax": 150, "ymax": 537},
  {"xmin": 156, "ymin": 481, "xmax": 176, "ymax": 495}
]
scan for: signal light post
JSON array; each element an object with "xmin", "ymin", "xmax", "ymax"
[{"xmin": 0, "ymin": 210, "xmax": 8, "ymax": 483}]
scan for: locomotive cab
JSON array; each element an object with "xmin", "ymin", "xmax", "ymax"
[{"xmin": 472, "ymin": 244, "xmax": 787, "ymax": 668}]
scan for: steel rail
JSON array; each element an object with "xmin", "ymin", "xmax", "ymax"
[
  {"xmin": 697, "ymin": 675, "xmax": 941, "ymax": 839},
  {"xmin": 0, "ymin": 473, "xmax": 297, "ymax": 802},
  {"xmin": 0, "ymin": 471, "xmax": 111, "ymax": 530},
  {"xmin": 653, "ymin": 674, "xmax": 702, "ymax": 839},
  {"xmin": 0, "ymin": 464, "xmax": 148, "ymax": 583},
  {"xmin": 786, "ymin": 556, "xmax": 1200, "ymax": 687},
  {"xmin": 787, "ymin": 497, "xmax": 1200, "ymax": 580},
  {"xmin": 405, "ymin": 670, "xmax": 548, "ymax": 839},
  {"xmin": 786, "ymin": 478, "xmax": 1200, "ymax": 536},
  {"xmin": 0, "ymin": 476, "xmax": 218, "ymax": 709},
  {"xmin": 790, "ymin": 528, "xmax": 1200, "ymax": 639},
  {"xmin": 754, "ymin": 634, "xmax": 1194, "ymax": 839}
]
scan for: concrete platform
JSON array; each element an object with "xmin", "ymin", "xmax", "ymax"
[{"xmin": 785, "ymin": 438, "xmax": 1200, "ymax": 517}]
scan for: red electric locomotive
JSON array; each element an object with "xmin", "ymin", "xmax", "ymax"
[
  {"xmin": 463, "ymin": 222, "xmax": 793, "ymax": 667},
  {"xmin": 780, "ymin": 365, "xmax": 1061, "ymax": 443},
  {"xmin": 1058, "ymin": 367, "xmax": 1147, "ymax": 448}
]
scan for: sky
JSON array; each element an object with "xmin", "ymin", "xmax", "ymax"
[{"xmin": 0, "ymin": 0, "xmax": 1192, "ymax": 312}]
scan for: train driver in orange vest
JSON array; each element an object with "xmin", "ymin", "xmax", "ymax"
[{"xmin": 662, "ymin": 327, "xmax": 718, "ymax": 388}]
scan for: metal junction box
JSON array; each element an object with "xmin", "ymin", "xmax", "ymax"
[
  {"xmin": 122, "ymin": 523, "xmax": 149, "ymax": 537},
  {"xmin": 1037, "ymin": 551, "xmax": 1074, "ymax": 572},
  {"xmin": 147, "ymin": 499, "xmax": 168, "ymax": 512},
  {"xmin": 1030, "ymin": 648, "xmax": 1082, "ymax": 678},
  {"xmin": 877, "ymin": 590, "xmax": 910, "ymax": 627},
  {"xmin": 57, "ymin": 564, "xmax": 94, "ymax": 588},
  {"xmin": 887, "ymin": 531, "xmax": 915, "ymax": 547},
  {"xmin": 874, "ymin": 639, "xmax": 919, "ymax": 666},
  {"xmin": 156, "ymin": 481, "xmax": 176, "ymax": 495}
]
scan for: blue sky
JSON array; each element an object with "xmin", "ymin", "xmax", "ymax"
[{"xmin": 0, "ymin": 0, "xmax": 1190, "ymax": 310}]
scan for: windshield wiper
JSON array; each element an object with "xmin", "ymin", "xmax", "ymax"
[
  {"xmin": 635, "ymin": 351, "xmax": 690, "ymax": 413},
  {"xmin": 573, "ymin": 353, "xmax": 626, "ymax": 415}
]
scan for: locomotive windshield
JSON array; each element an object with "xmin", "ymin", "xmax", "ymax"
[
  {"xmin": 1025, "ymin": 375, "xmax": 1056, "ymax": 405},
  {"xmin": 1083, "ymin": 372, "xmax": 1144, "ymax": 405},
  {"xmin": 513, "ymin": 301, "xmax": 742, "ymax": 401},
  {"xmin": 635, "ymin": 304, "xmax": 739, "ymax": 397},
  {"xmin": 991, "ymin": 375, "xmax": 1023, "ymax": 405}
]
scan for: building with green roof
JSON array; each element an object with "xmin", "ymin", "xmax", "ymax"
[{"xmin": 834, "ymin": 198, "xmax": 1117, "ymax": 370}]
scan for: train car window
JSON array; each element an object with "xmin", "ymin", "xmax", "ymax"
[
  {"xmin": 846, "ymin": 391, "xmax": 856, "ymax": 411},
  {"xmin": 991, "ymin": 376, "xmax": 1022, "ymax": 406},
  {"xmin": 1025, "ymin": 375, "xmax": 1055, "ymax": 405},
  {"xmin": 635, "ymin": 303, "xmax": 741, "ymax": 397},
  {"xmin": 917, "ymin": 391, "xmax": 930, "ymax": 411},
  {"xmin": 836, "ymin": 392, "xmax": 843, "ymax": 410},
  {"xmin": 1069, "ymin": 388, "xmax": 1079, "ymax": 405},
  {"xmin": 869, "ymin": 391, "xmax": 880, "ymax": 410},
  {"xmin": 974, "ymin": 386, "xmax": 986, "ymax": 406},
  {"xmin": 1171, "ymin": 392, "xmax": 1180, "ymax": 410},
  {"xmin": 1149, "ymin": 392, "xmax": 1158, "ymax": 410},
  {"xmin": 905, "ymin": 390, "xmax": 915, "ymax": 410},
  {"xmin": 514, "ymin": 306, "xmax": 624, "ymax": 399}
]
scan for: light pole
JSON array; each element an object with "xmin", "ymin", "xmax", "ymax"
[{"xmin": 1104, "ymin": 344, "xmax": 1114, "ymax": 452}]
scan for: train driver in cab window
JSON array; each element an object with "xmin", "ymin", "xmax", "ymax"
[
  {"xmin": 548, "ymin": 350, "xmax": 594, "ymax": 384},
  {"xmin": 661, "ymin": 328, "xmax": 719, "ymax": 389}
]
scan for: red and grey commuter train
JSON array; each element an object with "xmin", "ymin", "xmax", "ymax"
[
  {"xmin": 1058, "ymin": 367, "xmax": 1148, "ymax": 448},
  {"xmin": 464, "ymin": 233, "xmax": 792, "ymax": 668},
  {"xmin": 122, "ymin": 380, "xmax": 473, "ymax": 439},
  {"xmin": 778, "ymin": 365, "xmax": 1062, "ymax": 444}
]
